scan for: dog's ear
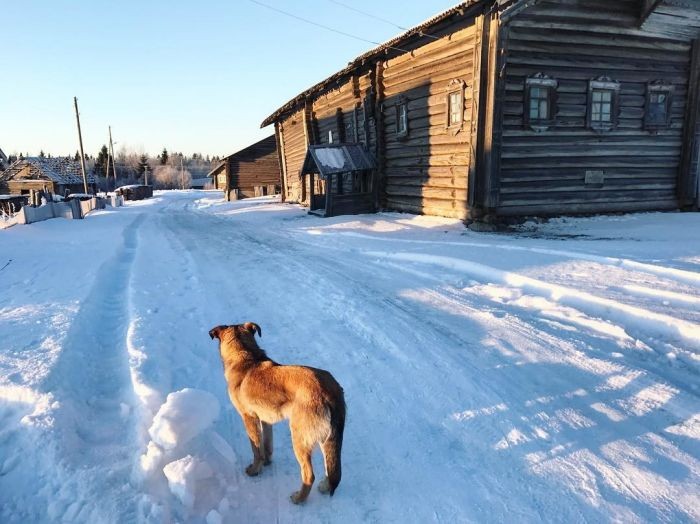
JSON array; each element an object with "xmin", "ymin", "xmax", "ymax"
[
  {"xmin": 209, "ymin": 325, "xmax": 227, "ymax": 340},
  {"xmin": 243, "ymin": 322, "xmax": 262, "ymax": 338}
]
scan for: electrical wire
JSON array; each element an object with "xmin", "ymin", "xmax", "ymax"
[
  {"xmin": 325, "ymin": 0, "xmax": 440, "ymax": 40},
  {"xmin": 245, "ymin": 0, "xmax": 411, "ymax": 53}
]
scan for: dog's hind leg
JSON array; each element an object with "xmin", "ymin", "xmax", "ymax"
[
  {"xmin": 242, "ymin": 414, "xmax": 264, "ymax": 476},
  {"xmin": 289, "ymin": 422, "xmax": 315, "ymax": 504},
  {"xmin": 261, "ymin": 422, "xmax": 273, "ymax": 466}
]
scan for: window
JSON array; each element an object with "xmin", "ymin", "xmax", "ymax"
[
  {"xmin": 645, "ymin": 82, "xmax": 673, "ymax": 130},
  {"xmin": 448, "ymin": 91, "xmax": 462, "ymax": 126},
  {"xmin": 396, "ymin": 102, "xmax": 408, "ymax": 137},
  {"xmin": 445, "ymin": 79, "xmax": 466, "ymax": 134},
  {"xmin": 591, "ymin": 90, "xmax": 613, "ymax": 123},
  {"xmin": 524, "ymin": 74, "xmax": 557, "ymax": 130},
  {"xmin": 588, "ymin": 77, "xmax": 620, "ymax": 131}
]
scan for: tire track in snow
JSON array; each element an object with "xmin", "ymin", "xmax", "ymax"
[{"xmin": 34, "ymin": 213, "xmax": 146, "ymax": 522}]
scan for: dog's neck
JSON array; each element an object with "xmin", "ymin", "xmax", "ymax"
[{"xmin": 218, "ymin": 332, "xmax": 269, "ymax": 373}]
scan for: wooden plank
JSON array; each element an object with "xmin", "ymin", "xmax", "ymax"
[{"xmin": 678, "ymin": 39, "xmax": 700, "ymax": 206}]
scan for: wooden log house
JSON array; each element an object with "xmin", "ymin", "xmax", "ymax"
[
  {"xmin": 261, "ymin": 0, "xmax": 700, "ymax": 220},
  {"xmin": 208, "ymin": 135, "xmax": 282, "ymax": 201},
  {"xmin": 0, "ymin": 157, "xmax": 97, "ymax": 197}
]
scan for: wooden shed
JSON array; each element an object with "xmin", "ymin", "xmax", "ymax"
[
  {"xmin": 209, "ymin": 136, "xmax": 282, "ymax": 201},
  {"xmin": 262, "ymin": 0, "xmax": 700, "ymax": 220},
  {"xmin": 0, "ymin": 157, "xmax": 96, "ymax": 197}
]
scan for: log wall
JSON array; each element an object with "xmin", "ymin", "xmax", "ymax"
[
  {"xmin": 380, "ymin": 22, "xmax": 478, "ymax": 219},
  {"xmin": 497, "ymin": 0, "xmax": 693, "ymax": 215},
  {"xmin": 227, "ymin": 135, "xmax": 281, "ymax": 199},
  {"xmin": 278, "ymin": 108, "xmax": 308, "ymax": 202}
]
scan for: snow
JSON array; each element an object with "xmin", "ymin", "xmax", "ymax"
[
  {"xmin": 314, "ymin": 147, "xmax": 347, "ymax": 170},
  {"xmin": 1, "ymin": 190, "xmax": 699, "ymax": 523}
]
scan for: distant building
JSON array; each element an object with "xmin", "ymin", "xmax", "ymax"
[
  {"xmin": 189, "ymin": 177, "xmax": 212, "ymax": 190},
  {"xmin": 208, "ymin": 136, "xmax": 281, "ymax": 201},
  {"xmin": 0, "ymin": 157, "xmax": 96, "ymax": 196}
]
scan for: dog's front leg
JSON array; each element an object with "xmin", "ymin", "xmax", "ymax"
[
  {"xmin": 262, "ymin": 422, "xmax": 273, "ymax": 466},
  {"xmin": 242, "ymin": 413, "xmax": 264, "ymax": 476}
]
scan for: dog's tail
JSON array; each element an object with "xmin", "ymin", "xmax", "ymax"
[{"xmin": 323, "ymin": 394, "xmax": 346, "ymax": 496}]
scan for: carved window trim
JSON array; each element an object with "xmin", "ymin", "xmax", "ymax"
[
  {"xmin": 587, "ymin": 77, "xmax": 621, "ymax": 132},
  {"xmin": 524, "ymin": 74, "xmax": 558, "ymax": 132},
  {"xmin": 446, "ymin": 79, "xmax": 466, "ymax": 135},
  {"xmin": 644, "ymin": 81, "xmax": 674, "ymax": 131}
]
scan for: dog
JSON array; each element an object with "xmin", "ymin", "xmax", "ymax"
[{"xmin": 209, "ymin": 322, "xmax": 346, "ymax": 504}]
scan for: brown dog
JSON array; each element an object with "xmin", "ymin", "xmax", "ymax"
[{"xmin": 209, "ymin": 322, "xmax": 346, "ymax": 504}]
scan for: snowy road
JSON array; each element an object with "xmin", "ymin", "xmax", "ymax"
[{"xmin": 1, "ymin": 191, "xmax": 699, "ymax": 523}]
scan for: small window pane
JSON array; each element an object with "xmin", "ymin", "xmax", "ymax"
[
  {"xmin": 528, "ymin": 85, "xmax": 550, "ymax": 121},
  {"xmin": 397, "ymin": 103, "xmax": 408, "ymax": 134},
  {"xmin": 449, "ymin": 91, "xmax": 462, "ymax": 125}
]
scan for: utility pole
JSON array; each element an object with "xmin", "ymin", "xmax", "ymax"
[
  {"xmin": 73, "ymin": 97, "xmax": 89, "ymax": 194},
  {"xmin": 109, "ymin": 126, "xmax": 117, "ymax": 190}
]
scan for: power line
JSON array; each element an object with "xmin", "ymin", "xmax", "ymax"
[
  {"xmin": 245, "ymin": 0, "xmax": 410, "ymax": 53},
  {"xmin": 325, "ymin": 0, "xmax": 441, "ymax": 40}
]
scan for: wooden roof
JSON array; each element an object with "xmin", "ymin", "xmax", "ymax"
[{"xmin": 0, "ymin": 157, "xmax": 95, "ymax": 184}]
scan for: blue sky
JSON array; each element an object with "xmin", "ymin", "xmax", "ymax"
[{"xmin": 1, "ymin": 1, "xmax": 454, "ymax": 159}]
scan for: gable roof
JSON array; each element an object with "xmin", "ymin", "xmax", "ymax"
[{"xmin": 0, "ymin": 157, "xmax": 96, "ymax": 185}]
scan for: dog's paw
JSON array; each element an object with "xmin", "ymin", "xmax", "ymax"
[
  {"xmin": 290, "ymin": 491, "xmax": 308, "ymax": 505},
  {"xmin": 318, "ymin": 478, "xmax": 331, "ymax": 494},
  {"xmin": 263, "ymin": 457, "xmax": 272, "ymax": 466},
  {"xmin": 245, "ymin": 463, "xmax": 263, "ymax": 476}
]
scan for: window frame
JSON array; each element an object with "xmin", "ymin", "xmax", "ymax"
[
  {"xmin": 587, "ymin": 77, "xmax": 620, "ymax": 132},
  {"xmin": 644, "ymin": 81, "xmax": 674, "ymax": 131},
  {"xmin": 524, "ymin": 74, "xmax": 558, "ymax": 131},
  {"xmin": 395, "ymin": 96, "xmax": 409, "ymax": 138},
  {"xmin": 445, "ymin": 79, "xmax": 466, "ymax": 134}
]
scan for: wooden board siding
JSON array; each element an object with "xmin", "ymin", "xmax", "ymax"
[
  {"xmin": 380, "ymin": 21, "xmax": 478, "ymax": 220},
  {"xmin": 497, "ymin": 0, "xmax": 692, "ymax": 215},
  {"xmin": 278, "ymin": 109, "xmax": 307, "ymax": 202},
  {"xmin": 226, "ymin": 136, "xmax": 280, "ymax": 199}
]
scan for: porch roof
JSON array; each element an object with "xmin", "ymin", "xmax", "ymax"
[{"xmin": 301, "ymin": 144, "xmax": 376, "ymax": 178}]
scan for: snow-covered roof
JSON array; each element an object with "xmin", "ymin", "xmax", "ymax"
[
  {"xmin": 301, "ymin": 144, "xmax": 376, "ymax": 177},
  {"xmin": 0, "ymin": 157, "xmax": 95, "ymax": 185}
]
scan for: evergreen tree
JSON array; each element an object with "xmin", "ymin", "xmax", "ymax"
[
  {"xmin": 19, "ymin": 153, "xmax": 24, "ymax": 160},
  {"xmin": 137, "ymin": 154, "xmax": 149, "ymax": 178},
  {"xmin": 94, "ymin": 145, "xmax": 110, "ymax": 177},
  {"xmin": 39, "ymin": 150, "xmax": 45, "ymax": 158},
  {"xmin": 74, "ymin": 150, "xmax": 80, "ymax": 161},
  {"xmin": 160, "ymin": 148, "xmax": 169, "ymax": 165}
]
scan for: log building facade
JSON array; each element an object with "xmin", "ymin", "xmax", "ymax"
[
  {"xmin": 209, "ymin": 136, "xmax": 282, "ymax": 201},
  {"xmin": 262, "ymin": 0, "xmax": 700, "ymax": 220}
]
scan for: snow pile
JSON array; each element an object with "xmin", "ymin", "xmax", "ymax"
[
  {"xmin": 162, "ymin": 454, "xmax": 214, "ymax": 509},
  {"xmin": 140, "ymin": 388, "xmax": 219, "ymax": 474}
]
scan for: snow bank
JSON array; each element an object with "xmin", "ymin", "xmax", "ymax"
[
  {"xmin": 140, "ymin": 388, "xmax": 219, "ymax": 475},
  {"xmin": 162, "ymin": 454, "xmax": 214, "ymax": 509},
  {"xmin": 148, "ymin": 388, "xmax": 219, "ymax": 451}
]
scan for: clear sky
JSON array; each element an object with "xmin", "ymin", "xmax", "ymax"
[{"xmin": 1, "ymin": 1, "xmax": 455, "ymax": 159}]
